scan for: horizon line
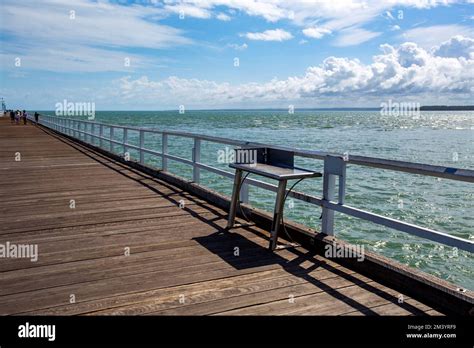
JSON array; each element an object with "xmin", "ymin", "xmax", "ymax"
[{"xmin": 20, "ymin": 105, "xmax": 474, "ymax": 112}]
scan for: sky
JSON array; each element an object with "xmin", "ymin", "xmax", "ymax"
[{"xmin": 0, "ymin": 0, "xmax": 473, "ymax": 110}]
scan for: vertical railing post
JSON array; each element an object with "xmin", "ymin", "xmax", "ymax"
[
  {"xmin": 162, "ymin": 133, "xmax": 168, "ymax": 171},
  {"xmin": 99, "ymin": 124, "xmax": 103, "ymax": 148},
  {"xmin": 239, "ymin": 145, "xmax": 250, "ymax": 203},
  {"xmin": 123, "ymin": 128, "xmax": 128, "ymax": 156},
  {"xmin": 110, "ymin": 127, "xmax": 115, "ymax": 153},
  {"xmin": 321, "ymin": 155, "xmax": 347, "ymax": 236},
  {"xmin": 193, "ymin": 138, "xmax": 201, "ymax": 183},
  {"xmin": 139, "ymin": 129, "xmax": 145, "ymax": 164},
  {"xmin": 321, "ymin": 169, "xmax": 336, "ymax": 236},
  {"xmin": 91, "ymin": 123, "xmax": 95, "ymax": 143}
]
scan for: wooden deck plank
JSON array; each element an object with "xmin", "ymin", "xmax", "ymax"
[{"xmin": 0, "ymin": 118, "xmax": 442, "ymax": 316}]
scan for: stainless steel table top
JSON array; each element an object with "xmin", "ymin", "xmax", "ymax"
[{"xmin": 230, "ymin": 163, "xmax": 322, "ymax": 181}]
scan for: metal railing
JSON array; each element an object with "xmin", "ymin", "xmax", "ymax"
[{"xmin": 33, "ymin": 114, "xmax": 473, "ymax": 253}]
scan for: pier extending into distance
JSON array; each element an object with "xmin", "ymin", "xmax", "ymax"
[{"xmin": 0, "ymin": 115, "xmax": 472, "ymax": 315}]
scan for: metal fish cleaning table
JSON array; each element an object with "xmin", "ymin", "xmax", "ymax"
[{"xmin": 226, "ymin": 149, "xmax": 322, "ymax": 250}]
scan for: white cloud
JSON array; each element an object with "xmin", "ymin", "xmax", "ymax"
[
  {"xmin": 0, "ymin": 0, "xmax": 191, "ymax": 73},
  {"xmin": 164, "ymin": 4, "xmax": 212, "ymax": 19},
  {"xmin": 2, "ymin": 0, "xmax": 458, "ymax": 69},
  {"xmin": 163, "ymin": 0, "xmax": 451, "ymax": 25},
  {"xmin": 302, "ymin": 27, "xmax": 332, "ymax": 39},
  {"xmin": 433, "ymin": 35, "xmax": 474, "ymax": 59},
  {"xmin": 0, "ymin": 45, "xmax": 156, "ymax": 73},
  {"xmin": 155, "ymin": 1, "xmax": 455, "ymax": 47},
  {"xmin": 116, "ymin": 36, "xmax": 474, "ymax": 107},
  {"xmin": 334, "ymin": 28, "xmax": 382, "ymax": 47},
  {"xmin": 2, "ymin": 0, "xmax": 190, "ymax": 49},
  {"xmin": 400, "ymin": 25, "xmax": 474, "ymax": 49},
  {"xmin": 384, "ymin": 11, "xmax": 395, "ymax": 20},
  {"xmin": 161, "ymin": 1, "xmax": 452, "ymax": 31},
  {"xmin": 123, "ymin": 1, "xmax": 461, "ymax": 50},
  {"xmin": 227, "ymin": 43, "xmax": 248, "ymax": 50},
  {"xmin": 391, "ymin": 25, "xmax": 401, "ymax": 31},
  {"xmin": 244, "ymin": 29, "xmax": 293, "ymax": 41},
  {"xmin": 216, "ymin": 12, "xmax": 231, "ymax": 21}
]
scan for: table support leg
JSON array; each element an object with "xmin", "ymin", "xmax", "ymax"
[
  {"xmin": 226, "ymin": 169, "xmax": 242, "ymax": 230},
  {"xmin": 269, "ymin": 180, "xmax": 287, "ymax": 250}
]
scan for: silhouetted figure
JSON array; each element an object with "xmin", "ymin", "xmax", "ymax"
[
  {"xmin": 10, "ymin": 110, "xmax": 15, "ymax": 123},
  {"xmin": 22, "ymin": 110, "xmax": 28, "ymax": 125},
  {"xmin": 34, "ymin": 112, "xmax": 39, "ymax": 124}
]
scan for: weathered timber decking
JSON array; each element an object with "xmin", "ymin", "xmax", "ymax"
[{"xmin": 0, "ymin": 117, "xmax": 442, "ymax": 315}]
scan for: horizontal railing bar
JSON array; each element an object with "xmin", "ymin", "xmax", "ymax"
[
  {"xmin": 348, "ymin": 155, "xmax": 474, "ymax": 183},
  {"xmin": 163, "ymin": 130, "xmax": 249, "ymax": 146},
  {"xmin": 163, "ymin": 153, "xmax": 194, "ymax": 166},
  {"xmin": 140, "ymin": 147, "xmax": 162, "ymax": 157},
  {"xmin": 324, "ymin": 201, "xmax": 473, "ymax": 252},
  {"xmin": 195, "ymin": 162, "xmax": 234, "ymax": 179}
]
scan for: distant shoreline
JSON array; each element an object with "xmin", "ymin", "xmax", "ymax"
[{"xmin": 419, "ymin": 105, "xmax": 474, "ymax": 111}]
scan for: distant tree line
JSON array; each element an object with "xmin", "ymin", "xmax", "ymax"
[{"xmin": 420, "ymin": 105, "xmax": 474, "ymax": 111}]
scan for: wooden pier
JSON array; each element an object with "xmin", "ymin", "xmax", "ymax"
[{"xmin": 0, "ymin": 117, "xmax": 467, "ymax": 315}]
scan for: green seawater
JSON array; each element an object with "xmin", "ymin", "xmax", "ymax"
[{"xmin": 39, "ymin": 110, "xmax": 474, "ymax": 290}]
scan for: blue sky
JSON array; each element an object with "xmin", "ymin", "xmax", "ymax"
[{"xmin": 1, "ymin": 0, "xmax": 473, "ymax": 110}]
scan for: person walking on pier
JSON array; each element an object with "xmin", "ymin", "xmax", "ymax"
[
  {"xmin": 34, "ymin": 112, "xmax": 39, "ymax": 124},
  {"xmin": 15, "ymin": 110, "xmax": 20, "ymax": 125},
  {"xmin": 9, "ymin": 110, "xmax": 15, "ymax": 124},
  {"xmin": 22, "ymin": 110, "xmax": 28, "ymax": 125}
]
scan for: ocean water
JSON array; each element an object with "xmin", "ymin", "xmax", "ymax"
[{"xmin": 40, "ymin": 110, "xmax": 474, "ymax": 290}]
